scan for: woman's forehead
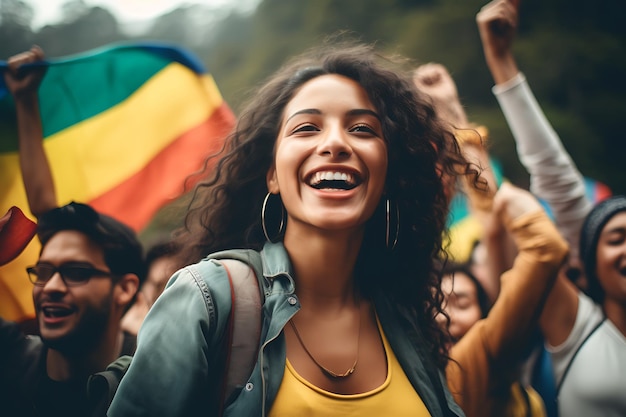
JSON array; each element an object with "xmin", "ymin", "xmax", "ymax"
[{"xmin": 284, "ymin": 74, "xmax": 374, "ymax": 112}]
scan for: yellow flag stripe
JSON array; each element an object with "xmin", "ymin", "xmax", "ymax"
[{"xmin": 13, "ymin": 63, "xmax": 223, "ymax": 205}]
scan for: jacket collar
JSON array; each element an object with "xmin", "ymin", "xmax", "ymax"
[{"xmin": 261, "ymin": 241, "xmax": 295, "ymax": 294}]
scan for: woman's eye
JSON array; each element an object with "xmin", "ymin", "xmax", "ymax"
[
  {"xmin": 457, "ymin": 302, "xmax": 472, "ymax": 310},
  {"xmin": 605, "ymin": 232, "xmax": 626, "ymax": 246},
  {"xmin": 292, "ymin": 124, "xmax": 318, "ymax": 134},
  {"xmin": 453, "ymin": 297, "xmax": 474, "ymax": 310},
  {"xmin": 350, "ymin": 124, "xmax": 377, "ymax": 135}
]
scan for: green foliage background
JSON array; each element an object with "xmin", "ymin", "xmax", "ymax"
[{"xmin": 2, "ymin": 0, "xmax": 625, "ymax": 244}]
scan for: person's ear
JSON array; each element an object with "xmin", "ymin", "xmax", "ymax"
[
  {"xmin": 266, "ymin": 164, "xmax": 280, "ymax": 194},
  {"xmin": 114, "ymin": 273, "xmax": 140, "ymax": 310}
]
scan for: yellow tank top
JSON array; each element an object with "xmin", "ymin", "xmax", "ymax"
[{"xmin": 268, "ymin": 318, "xmax": 432, "ymax": 417}]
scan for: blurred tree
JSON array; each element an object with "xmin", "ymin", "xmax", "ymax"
[
  {"xmin": 144, "ymin": 6, "xmax": 193, "ymax": 49},
  {"xmin": 33, "ymin": 7, "xmax": 126, "ymax": 57},
  {"xmin": 60, "ymin": 0, "xmax": 89, "ymax": 22},
  {"xmin": 0, "ymin": 0, "xmax": 35, "ymax": 57},
  {"xmin": 0, "ymin": 0, "xmax": 33, "ymax": 27}
]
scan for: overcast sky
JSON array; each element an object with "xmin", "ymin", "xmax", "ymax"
[{"xmin": 25, "ymin": 0, "xmax": 257, "ymax": 29}]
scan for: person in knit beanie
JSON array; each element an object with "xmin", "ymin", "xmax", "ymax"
[
  {"xmin": 579, "ymin": 195, "xmax": 626, "ymax": 304},
  {"xmin": 538, "ymin": 194, "xmax": 626, "ymax": 417}
]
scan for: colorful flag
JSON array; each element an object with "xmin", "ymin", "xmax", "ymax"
[
  {"xmin": 0, "ymin": 42, "xmax": 235, "ymax": 322},
  {"xmin": 445, "ymin": 163, "xmax": 612, "ymax": 263}
]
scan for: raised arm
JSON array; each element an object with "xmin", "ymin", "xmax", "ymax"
[
  {"xmin": 477, "ymin": 0, "xmax": 592, "ymax": 264},
  {"xmin": 476, "ymin": 0, "xmax": 520, "ymax": 85},
  {"xmin": 3, "ymin": 46, "xmax": 57, "ymax": 218},
  {"xmin": 414, "ymin": 63, "xmax": 513, "ymax": 302},
  {"xmin": 475, "ymin": 183, "xmax": 568, "ymax": 358},
  {"xmin": 413, "ymin": 62, "xmax": 469, "ymax": 130},
  {"xmin": 445, "ymin": 183, "xmax": 568, "ymax": 416}
]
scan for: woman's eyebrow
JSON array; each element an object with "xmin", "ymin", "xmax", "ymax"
[
  {"xmin": 602, "ymin": 225, "xmax": 626, "ymax": 235},
  {"xmin": 285, "ymin": 108, "xmax": 380, "ymax": 124},
  {"xmin": 285, "ymin": 108, "xmax": 321, "ymax": 123},
  {"xmin": 347, "ymin": 108, "xmax": 381, "ymax": 121}
]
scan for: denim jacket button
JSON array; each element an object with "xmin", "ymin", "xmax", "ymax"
[
  {"xmin": 287, "ymin": 296, "xmax": 297, "ymax": 305},
  {"xmin": 245, "ymin": 382, "xmax": 254, "ymax": 391}
]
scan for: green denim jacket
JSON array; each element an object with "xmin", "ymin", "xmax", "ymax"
[{"xmin": 108, "ymin": 242, "xmax": 464, "ymax": 417}]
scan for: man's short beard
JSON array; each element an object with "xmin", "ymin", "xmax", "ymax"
[{"xmin": 42, "ymin": 294, "xmax": 113, "ymax": 355}]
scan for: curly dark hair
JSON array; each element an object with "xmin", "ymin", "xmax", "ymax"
[{"xmin": 173, "ymin": 41, "xmax": 475, "ymax": 369}]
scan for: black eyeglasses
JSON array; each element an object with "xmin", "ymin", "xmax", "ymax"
[{"xmin": 26, "ymin": 263, "xmax": 113, "ymax": 287}]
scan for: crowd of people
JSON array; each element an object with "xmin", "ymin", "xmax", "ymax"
[{"xmin": 1, "ymin": 0, "xmax": 624, "ymax": 416}]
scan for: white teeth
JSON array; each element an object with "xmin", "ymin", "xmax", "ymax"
[
  {"xmin": 42, "ymin": 307, "xmax": 73, "ymax": 318},
  {"xmin": 310, "ymin": 171, "xmax": 355, "ymax": 185}
]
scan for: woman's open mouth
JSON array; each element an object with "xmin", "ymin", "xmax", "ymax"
[{"xmin": 307, "ymin": 170, "xmax": 360, "ymax": 190}]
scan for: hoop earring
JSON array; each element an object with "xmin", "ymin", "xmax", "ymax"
[
  {"xmin": 386, "ymin": 198, "xmax": 399, "ymax": 251},
  {"xmin": 262, "ymin": 192, "xmax": 285, "ymax": 242}
]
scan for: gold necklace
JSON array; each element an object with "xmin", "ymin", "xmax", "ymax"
[{"xmin": 289, "ymin": 310, "xmax": 361, "ymax": 379}]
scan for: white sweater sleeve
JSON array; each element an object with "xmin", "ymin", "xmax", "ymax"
[{"xmin": 493, "ymin": 73, "xmax": 592, "ymax": 260}]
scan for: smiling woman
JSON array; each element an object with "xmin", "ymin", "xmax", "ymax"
[
  {"xmin": 108, "ymin": 41, "xmax": 474, "ymax": 417},
  {"xmin": 267, "ymin": 74, "xmax": 388, "ymax": 235}
]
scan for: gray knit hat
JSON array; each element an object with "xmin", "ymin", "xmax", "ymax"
[{"xmin": 579, "ymin": 195, "xmax": 626, "ymax": 302}]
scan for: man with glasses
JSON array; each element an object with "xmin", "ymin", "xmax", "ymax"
[{"xmin": 1, "ymin": 202, "xmax": 145, "ymax": 417}]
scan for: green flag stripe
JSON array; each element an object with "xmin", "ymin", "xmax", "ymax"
[
  {"xmin": 40, "ymin": 49, "xmax": 171, "ymax": 136},
  {"xmin": 0, "ymin": 48, "xmax": 173, "ymax": 153}
]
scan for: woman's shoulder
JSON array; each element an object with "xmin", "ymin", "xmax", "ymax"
[
  {"xmin": 547, "ymin": 291, "xmax": 604, "ymax": 357},
  {"xmin": 162, "ymin": 247, "xmax": 267, "ymax": 309},
  {"xmin": 169, "ymin": 257, "xmax": 234, "ymax": 298}
]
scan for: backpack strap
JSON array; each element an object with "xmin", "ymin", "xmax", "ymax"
[
  {"xmin": 555, "ymin": 316, "xmax": 605, "ymax": 396},
  {"xmin": 205, "ymin": 249, "xmax": 264, "ymax": 413},
  {"xmin": 87, "ymin": 355, "xmax": 133, "ymax": 417},
  {"xmin": 217, "ymin": 259, "xmax": 263, "ymax": 411},
  {"xmin": 206, "ymin": 249, "xmax": 265, "ymax": 283}
]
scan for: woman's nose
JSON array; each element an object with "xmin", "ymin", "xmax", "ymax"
[{"xmin": 317, "ymin": 125, "xmax": 352, "ymax": 158}]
